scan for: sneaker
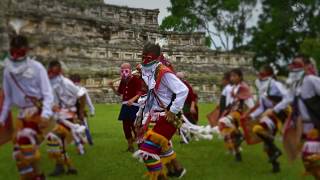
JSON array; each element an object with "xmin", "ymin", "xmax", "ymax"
[{"xmin": 175, "ymin": 168, "xmax": 187, "ymax": 179}]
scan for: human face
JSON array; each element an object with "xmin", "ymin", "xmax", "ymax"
[{"xmin": 230, "ymin": 72, "xmax": 241, "ymax": 84}]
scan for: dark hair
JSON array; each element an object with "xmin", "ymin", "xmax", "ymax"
[
  {"xmin": 48, "ymin": 60, "xmax": 61, "ymax": 69},
  {"xmin": 230, "ymin": 68, "xmax": 243, "ymax": 80},
  {"xmin": 10, "ymin": 35, "xmax": 29, "ymax": 49},
  {"xmin": 70, "ymin": 74, "xmax": 81, "ymax": 83},
  {"xmin": 143, "ymin": 42, "xmax": 161, "ymax": 56},
  {"xmin": 294, "ymin": 54, "xmax": 310, "ymax": 64},
  {"xmin": 223, "ymin": 71, "xmax": 231, "ymax": 81},
  {"xmin": 260, "ymin": 65, "xmax": 274, "ymax": 75}
]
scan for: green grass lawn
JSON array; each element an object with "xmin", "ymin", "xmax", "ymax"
[{"xmin": 0, "ymin": 104, "xmax": 313, "ymax": 180}]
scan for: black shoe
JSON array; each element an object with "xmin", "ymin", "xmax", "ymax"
[
  {"xmin": 126, "ymin": 146, "xmax": 135, "ymax": 153},
  {"xmin": 66, "ymin": 168, "xmax": 78, "ymax": 175},
  {"xmin": 269, "ymin": 149, "xmax": 282, "ymax": 163},
  {"xmin": 49, "ymin": 164, "xmax": 65, "ymax": 177},
  {"xmin": 272, "ymin": 161, "xmax": 280, "ymax": 173},
  {"xmin": 174, "ymin": 168, "xmax": 187, "ymax": 179},
  {"xmin": 234, "ymin": 133, "xmax": 244, "ymax": 147},
  {"xmin": 167, "ymin": 171, "xmax": 175, "ymax": 177},
  {"xmin": 235, "ymin": 152, "xmax": 242, "ymax": 162}
]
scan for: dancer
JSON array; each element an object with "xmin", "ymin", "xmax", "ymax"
[
  {"xmin": 46, "ymin": 60, "xmax": 87, "ymax": 176},
  {"xmin": 281, "ymin": 56, "xmax": 320, "ymax": 178},
  {"xmin": 0, "ymin": 35, "xmax": 54, "ymax": 180},
  {"xmin": 176, "ymin": 72, "xmax": 199, "ymax": 125},
  {"xmin": 109, "ymin": 63, "xmax": 143, "ymax": 152},
  {"xmin": 134, "ymin": 43, "xmax": 188, "ymax": 179},
  {"xmin": 218, "ymin": 68, "xmax": 254, "ymax": 161},
  {"xmin": 249, "ymin": 65, "xmax": 290, "ymax": 173}
]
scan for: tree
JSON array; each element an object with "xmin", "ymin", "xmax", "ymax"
[
  {"xmin": 249, "ymin": 0, "xmax": 320, "ymax": 68},
  {"xmin": 300, "ymin": 38, "xmax": 320, "ymax": 70},
  {"xmin": 160, "ymin": 0, "xmax": 257, "ymax": 50},
  {"xmin": 162, "ymin": 0, "xmax": 320, "ymax": 71}
]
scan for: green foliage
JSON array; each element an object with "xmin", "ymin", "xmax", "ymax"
[
  {"xmin": 161, "ymin": 0, "xmax": 257, "ymax": 50},
  {"xmin": 250, "ymin": 0, "xmax": 320, "ymax": 69},
  {"xmin": 162, "ymin": 0, "xmax": 320, "ymax": 71},
  {"xmin": 300, "ymin": 38, "xmax": 320, "ymax": 70}
]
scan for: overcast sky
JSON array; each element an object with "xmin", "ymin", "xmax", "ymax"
[{"xmin": 104, "ymin": 0, "xmax": 170, "ymax": 23}]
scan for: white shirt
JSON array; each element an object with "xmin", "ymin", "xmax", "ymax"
[
  {"xmin": 221, "ymin": 84, "xmax": 234, "ymax": 107},
  {"xmin": 0, "ymin": 57, "xmax": 54, "ymax": 122},
  {"xmin": 50, "ymin": 75, "xmax": 86, "ymax": 109},
  {"xmin": 250, "ymin": 79, "xmax": 288, "ymax": 119},
  {"xmin": 76, "ymin": 85, "xmax": 95, "ymax": 115},
  {"xmin": 277, "ymin": 75, "xmax": 320, "ymax": 121},
  {"xmin": 142, "ymin": 63, "xmax": 189, "ymax": 114}
]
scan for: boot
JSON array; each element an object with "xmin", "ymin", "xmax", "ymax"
[
  {"xmin": 234, "ymin": 132, "xmax": 244, "ymax": 148},
  {"xmin": 269, "ymin": 148, "xmax": 282, "ymax": 163},
  {"xmin": 66, "ymin": 167, "xmax": 78, "ymax": 175},
  {"xmin": 235, "ymin": 152, "xmax": 242, "ymax": 162},
  {"xmin": 257, "ymin": 134, "xmax": 282, "ymax": 162},
  {"xmin": 271, "ymin": 161, "xmax": 280, "ymax": 173},
  {"xmin": 49, "ymin": 164, "xmax": 65, "ymax": 177}
]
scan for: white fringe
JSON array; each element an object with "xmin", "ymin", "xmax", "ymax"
[
  {"xmin": 132, "ymin": 150, "xmax": 160, "ymax": 163},
  {"xmin": 180, "ymin": 114, "xmax": 221, "ymax": 143},
  {"xmin": 303, "ymin": 141, "xmax": 320, "ymax": 154}
]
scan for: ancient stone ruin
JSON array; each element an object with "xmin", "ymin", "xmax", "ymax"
[{"xmin": 0, "ymin": 0, "xmax": 254, "ymax": 103}]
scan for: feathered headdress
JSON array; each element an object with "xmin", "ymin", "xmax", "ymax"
[{"xmin": 8, "ymin": 18, "xmax": 29, "ymax": 35}]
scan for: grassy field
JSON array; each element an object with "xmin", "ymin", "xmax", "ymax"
[{"xmin": 0, "ymin": 104, "xmax": 313, "ymax": 180}]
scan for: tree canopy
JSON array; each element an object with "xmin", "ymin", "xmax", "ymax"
[{"xmin": 161, "ymin": 0, "xmax": 320, "ymax": 70}]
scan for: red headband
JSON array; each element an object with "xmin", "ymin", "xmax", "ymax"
[
  {"xmin": 288, "ymin": 60, "xmax": 304, "ymax": 71},
  {"xmin": 10, "ymin": 48, "xmax": 29, "ymax": 61},
  {"xmin": 142, "ymin": 52, "xmax": 159, "ymax": 65}
]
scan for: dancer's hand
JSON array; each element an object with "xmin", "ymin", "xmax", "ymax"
[
  {"xmin": 39, "ymin": 117, "xmax": 50, "ymax": 132},
  {"xmin": 190, "ymin": 106, "xmax": 196, "ymax": 114},
  {"xmin": 127, "ymin": 99, "xmax": 134, "ymax": 106},
  {"xmin": 166, "ymin": 111, "xmax": 176, "ymax": 122},
  {"xmin": 262, "ymin": 109, "xmax": 274, "ymax": 117},
  {"xmin": 52, "ymin": 105, "xmax": 60, "ymax": 113},
  {"xmin": 0, "ymin": 120, "xmax": 5, "ymax": 127}
]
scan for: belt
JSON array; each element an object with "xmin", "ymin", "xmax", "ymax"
[{"xmin": 122, "ymin": 101, "xmax": 139, "ymax": 107}]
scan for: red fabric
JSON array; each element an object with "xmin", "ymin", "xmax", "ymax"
[
  {"xmin": 233, "ymin": 82, "xmax": 252, "ymax": 100},
  {"xmin": 10, "ymin": 48, "xmax": 28, "ymax": 60},
  {"xmin": 157, "ymin": 54, "xmax": 175, "ymax": 72},
  {"xmin": 117, "ymin": 75, "xmax": 143, "ymax": 101},
  {"xmin": 152, "ymin": 116, "xmax": 177, "ymax": 140},
  {"xmin": 306, "ymin": 64, "xmax": 318, "ymax": 75},
  {"xmin": 182, "ymin": 80, "xmax": 197, "ymax": 105},
  {"xmin": 155, "ymin": 65, "xmax": 174, "ymax": 91},
  {"xmin": 17, "ymin": 136, "xmax": 32, "ymax": 145},
  {"xmin": 288, "ymin": 59, "xmax": 304, "ymax": 70},
  {"xmin": 122, "ymin": 120, "xmax": 135, "ymax": 140},
  {"xmin": 258, "ymin": 71, "xmax": 273, "ymax": 79},
  {"xmin": 142, "ymin": 52, "xmax": 159, "ymax": 65}
]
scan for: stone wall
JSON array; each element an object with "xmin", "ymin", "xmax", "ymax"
[{"xmin": 0, "ymin": 0, "xmax": 255, "ymax": 103}]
